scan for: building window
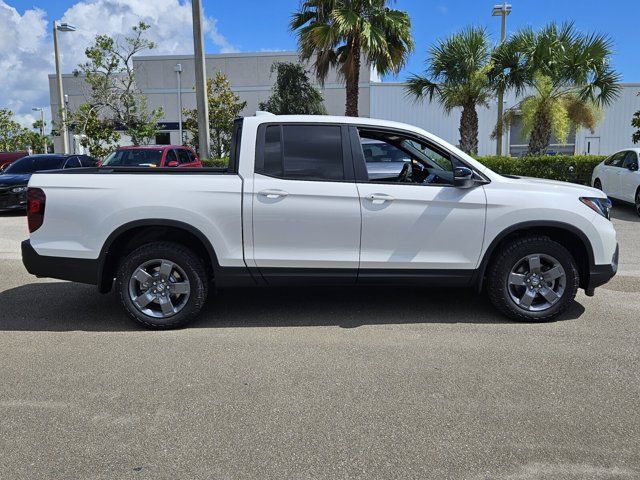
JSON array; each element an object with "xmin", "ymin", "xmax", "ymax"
[
  {"xmin": 155, "ymin": 132, "xmax": 171, "ymax": 145},
  {"xmin": 509, "ymin": 116, "xmax": 575, "ymax": 156}
]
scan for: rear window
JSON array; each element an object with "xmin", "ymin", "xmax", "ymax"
[
  {"xmin": 4, "ymin": 157, "xmax": 35, "ymax": 174},
  {"xmin": 102, "ymin": 149, "xmax": 164, "ymax": 167}
]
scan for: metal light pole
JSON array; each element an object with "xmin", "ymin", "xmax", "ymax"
[
  {"xmin": 175, "ymin": 63, "xmax": 183, "ymax": 145},
  {"xmin": 191, "ymin": 0, "xmax": 211, "ymax": 159},
  {"xmin": 32, "ymin": 107, "xmax": 47, "ymax": 154},
  {"xmin": 53, "ymin": 21, "xmax": 76, "ymax": 154},
  {"xmin": 492, "ymin": 3, "xmax": 511, "ymax": 156}
]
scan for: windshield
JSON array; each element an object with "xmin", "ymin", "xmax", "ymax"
[{"xmin": 102, "ymin": 149, "xmax": 163, "ymax": 167}]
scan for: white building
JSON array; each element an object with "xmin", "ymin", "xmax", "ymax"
[{"xmin": 49, "ymin": 51, "xmax": 640, "ymax": 156}]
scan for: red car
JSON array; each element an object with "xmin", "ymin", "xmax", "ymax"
[
  {"xmin": 0, "ymin": 151, "xmax": 28, "ymax": 171},
  {"xmin": 100, "ymin": 145, "xmax": 202, "ymax": 168}
]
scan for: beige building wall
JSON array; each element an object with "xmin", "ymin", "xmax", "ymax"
[{"xmin": 50, "ymin": 51, "xmax": 373, "ymax": 153}]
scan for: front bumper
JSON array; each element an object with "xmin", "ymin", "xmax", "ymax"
[
  {"xmin": 585, "ymin": 243, "xmax": 618, "ymax": 296},
  {"xmin": 22, "ymin": 240, "xmax": 99, "ymax": 285},
  {"xmin": 0, "ymin": 188, "xmax": 27, "ymax": 211}
]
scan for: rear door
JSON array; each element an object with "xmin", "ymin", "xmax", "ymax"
[
  {"xmin": 351, "ymin": 126, "xmax": 486, "ymax": 275},
  {"xmin": 250, "ymin": 123, "xmax": 361, "ymax": 280}
]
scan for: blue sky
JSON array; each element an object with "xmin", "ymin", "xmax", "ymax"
[
  {"xmin": 9, "ymin": 0, "xmax": 639, "ymax": 80},
  {"xmin": 1, "ymin": 0, "xmax": 639, "ymax": 125}
]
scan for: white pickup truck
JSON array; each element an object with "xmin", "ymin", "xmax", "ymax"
[{"xmin": 22, "ymin": 114, "xmax": 618, "ymax": 328}]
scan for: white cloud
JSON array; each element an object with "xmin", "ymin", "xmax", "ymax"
[{"xmin": 0, "ymin": 0, "xmax": 236, "ymax": 128}]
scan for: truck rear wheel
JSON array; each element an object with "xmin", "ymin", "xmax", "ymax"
[
  {"xmin": 115, "ymin": 241, "xmax": 208, "ymax": 329},
  {"xmin": 487, "ymin": 236, "xmax": 579, "ymax": 322}
]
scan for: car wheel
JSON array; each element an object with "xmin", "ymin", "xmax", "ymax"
[
  {"xmin": 594, "ymin": 178, "xmax": 602, "ymax": 191},
  {"xmin": 635, "ymin": 189, "xmax": 640, "ymax": 217},
  {"xmin": 115, "ymin": 241, "xmax": 208, "ymax": 329},
  {"xmin": 487, "ymin": 236, "xmax": 579, "ymax": 322}
]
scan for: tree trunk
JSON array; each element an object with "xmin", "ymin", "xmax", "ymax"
[
  {"xmin": 528, "ymin": 108, "xmax": 552, "ymax": 155},
  {"xmin": 345, "ymin": 36, "xmax": 360, "ymax": 117},
  {"xmin": 459, "ymin": 103, "xmax": 479, "ymax": 154}
]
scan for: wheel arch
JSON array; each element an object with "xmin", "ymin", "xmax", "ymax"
[
  {"xmin": 474, "ymin": 221, "xmax": 595, "ymax": 292},
  {"xmin": 97, "ymin": 219, "xmax": 220, "ymax": 293}
]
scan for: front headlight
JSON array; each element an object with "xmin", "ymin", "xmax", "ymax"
[
  {"xmin": 11, "ymin": 186, "xmax": 27, "ymax": 194},
  {"xmin": 580, "ymin": 197, "xmax": 612, "ymax": 220}
]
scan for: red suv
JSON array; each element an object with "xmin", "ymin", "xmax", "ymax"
[{"xmin": 101, "ymin": 145, "xmax": 202, "ymax": 168}]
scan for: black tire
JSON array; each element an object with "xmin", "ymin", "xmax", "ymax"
[
  {"xmin": 115, "ymin": 241, "xmax": 208, "ymax": 329},
  {"xmin": 635, "ymin": 188, "xmax": 640, "ymax": 218},
  {"xmin": 487, "ymin": 236, "xmax": 579, "ymax": 322},
  {"xmin": 594, "ymin": 178, "xmax": 602, "ymax": 191}
]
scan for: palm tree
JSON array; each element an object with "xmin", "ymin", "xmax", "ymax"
[
  {"xmin": 491, "ymin": 22, "xmax": 621, "ymax": 155},
  {"xmin": 290, "ymin": 0, "xmax": 414, "ymax": 117},
  {"xmin": 405, "ymin": 27, "xmax": 493, "ymax": 155}
]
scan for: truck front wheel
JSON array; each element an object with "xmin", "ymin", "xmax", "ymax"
[
  {"xmin": 115, "ymin": 241, "xmax": 208, "ymax": 329},
  {"xmin": 487, "ymin": 236, "xmax": 579, "ymax": 322}
]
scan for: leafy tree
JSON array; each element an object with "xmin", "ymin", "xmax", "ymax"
[
  {"xmin": 406, "ymin": 27, "xmax": 493, "ymax": 154},
  {"xmin": 183, "ymin": 72, "xmax": 247, "ymax": 159},
  {"xmin": 28, "ymin": 120, "xmax": 53, "ymax": 154},
  {"xmin": 491, "ymin": 22, "xmax": 621, "ymax": 155},
  {"xmin": 74, "ymin": 22, "xmax": 163, "ymax": 145},
  {"xmin": 0, "ymin": 108, "xmax": 31, "ymax": 152},
  {"xmin": 259, "ymin": 62, "xmax": 327, "ymax": 115},
  {"xmin": 633, "ymin": 92, "xmax": 640, "ymax": 144},
  {"xmin": 69, "ymin": 103, "xmax": 120, "ymax": 158},
  {"xmin": 291, "ymin": 0, "xmax": 414, "ymax": 117}
]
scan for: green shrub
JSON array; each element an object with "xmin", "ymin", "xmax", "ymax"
[
  {"xmin": 201, "ymin": 157, "xmax": 229, "ymax": 168},
  {"xmin": 474, "ymin": 155, "xmax": 605, "ymax": 185}
]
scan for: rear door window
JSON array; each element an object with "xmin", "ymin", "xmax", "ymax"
[
  {"xmin": 63, "ymin": 157, "xmax": 81, "ymax": 169},
  {"xmin": 259, "ymin": 124, "xmax": 344, "ymax": 181},
  {"xmin": 176, "ymin": 149, "xmax": 191, "ymax": 164}
]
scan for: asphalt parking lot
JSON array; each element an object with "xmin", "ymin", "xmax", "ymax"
[{"xmin": 1, "ymin": 208, "xmax": 639, "ymax": 480}]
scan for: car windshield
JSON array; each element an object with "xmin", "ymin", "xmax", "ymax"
[
  {"xmin": 102, "ymin": 149, "xmax": 163, "ymax": 167},
  {"xmin": 3, "ymin": 156, "xmax": 66, "ymax": 174}
]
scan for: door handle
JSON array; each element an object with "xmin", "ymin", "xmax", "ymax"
[
  {"xmin": 367, "ymin": 193, "xmax": 395, "ymax": 204},
  {"xmin": 258, "ymin": 189, "xmax": 289, "ymax": 199}
]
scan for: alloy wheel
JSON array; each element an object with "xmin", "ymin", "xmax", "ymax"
[
  {"xmin": 128, "ymin": 259, "xmax": 191, "ymax": 318},
  {"xmin": 507, "ymin": 254, "xmax": 566, "ymax": 312}
]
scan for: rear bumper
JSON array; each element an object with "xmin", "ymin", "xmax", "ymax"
[
  {"xmin": 21, "ymin": 240, "xmax": 99, "ymax": 285},
  {"xmin": 585, "ymin": 243, "xmax": 618, "ymax": 295}
]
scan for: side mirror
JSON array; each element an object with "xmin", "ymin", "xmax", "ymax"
[
  {"xmin": 628, "ymin": 162, "xmax": 638, "ymax": 171},
  {"xmin": 453, "ymin": 166, "xmax": 475, "ymax": 188},
  {"xmin": 167, "ymin": 160, "xmax": 179, "ymax": 168}
]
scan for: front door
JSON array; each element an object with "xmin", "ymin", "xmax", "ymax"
[
  {"xmin": 620, "ymin": 151, "xmax": 640, "ymax": 202},
  {"xmin": 251, "ymin": 123, "xmax": 361, "ymax": 280},
  {"xmin": 351, "ymin": 127, "xmax": 487, "ymax": 275}
]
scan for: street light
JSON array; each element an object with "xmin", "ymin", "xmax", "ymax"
[
  {"xmin": 175, "ymin": 63, "xmax": 183, "ymax": 145},
  {"xmin": 492, "ymin": 3, "xmax": 511, "ymax": 156},
  {"xmin": 53, "ymin": 21, "xmax": 76, "ymax": 154},
  {"xmin": 31, "ymin": 107, "xmax": 47, "ymax": 154}
]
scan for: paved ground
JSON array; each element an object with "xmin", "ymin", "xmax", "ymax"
[{"xmin": 0, "ymin": 208, "xmax": 639, "ymax": 480}]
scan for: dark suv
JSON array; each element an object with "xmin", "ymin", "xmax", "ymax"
[{"xmin": 0, "ymin": 154, "xmax": 97, "ymax": 211}]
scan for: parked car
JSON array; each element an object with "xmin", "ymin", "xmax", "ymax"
[
  {"xmin": 101, "ymin": 145, "xmax": 202, "ymax": 168},
  {"xmin": 22, "ymin": 114, "xmax": 617, "ymax": 329},
  {"xmin": 591, "ymin": 148, "xmax": 640, "ymax": 216},
  {"xmin": 0, "ymin": 151, "xmax": 28, "ymax": 171},
  {"xmin": 0, "ymin": 154, "xmax": 97, "ymax": 211}
]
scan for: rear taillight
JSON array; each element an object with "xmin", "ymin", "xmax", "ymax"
[{"xmin": 27, "ymin": 187, "xmax": 46, "ymax": 233}]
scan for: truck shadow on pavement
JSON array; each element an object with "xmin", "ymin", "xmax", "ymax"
[{"xmin": 0, "ymin": 282, "xmax": 585, "ymax": 332}]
